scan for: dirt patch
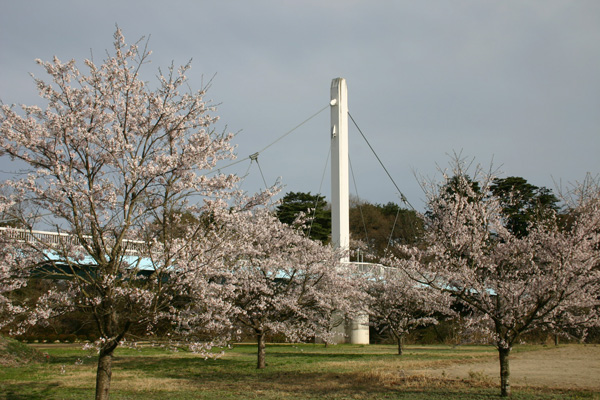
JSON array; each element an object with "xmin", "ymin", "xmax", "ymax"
[{"xmin": 415, "ymin": 345, "xmax": 600, "ymax": 390}]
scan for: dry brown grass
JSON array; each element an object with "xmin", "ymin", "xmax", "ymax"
[
  {"xmin": 348, "ymin": 365, "xmax": 497, "ymax": 392},
  {"xmin": 4, "ymin": 342, "xmax": 598, "ymax": 399},
  {"xmin": 53, "ymin": 356, "xmax": 201, "ymax": 393},
  {"xmin": 421, "ymin": 344, "xmax": 600, "ymax": 391}
]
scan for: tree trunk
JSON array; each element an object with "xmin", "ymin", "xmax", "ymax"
[
  {"xmin": 95, "ymin": 347, "xmax": 114, "ymax": 400},
  {"xmin": 257, "ymin": 331, "xmax": 266, "ymax": 369},
  {"xmin": 498, "ymin": 347, "xmax": 511, "ymax": 397},
  {"xmin": 397, "ymin": 334, "xmax": 404, "ymax": 356},
  {"xmin": 554, "ymin": 334, "xmax": 559, "ymax": 346}
]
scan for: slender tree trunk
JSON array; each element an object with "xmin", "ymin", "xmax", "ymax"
[
  {"xmin": 94, "ymin": 319, "xmax": 129, "ymax": 400},
  {"xmin": 498, "ymin": 347, "xmax": 511, "ymax": 397},
  {"xmin": 397, "ymin": 334, "xmax": 404, "ymax": 356},
  {"xmin": 554, "ymin": 334, "xmax": 559, "ymax": 346},
  {"xmin": 257, "ymin": 331, "xmax": 266, "ymax": 369},
  {"xmin": 95, "ymin": 347, "xmax": 114, "ymax": 400}
]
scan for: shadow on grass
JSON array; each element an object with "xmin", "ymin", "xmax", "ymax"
[
  {"xmin": 2, "ymin": 356, "xmax": 593, "ymax": 400},
  {"xmin": 2, "ymin": 382, "xmax": 61, "ymax": 400},
  {"xmin": 10, "ymin": 344, "xmax": 591, "ymax": 400},
  {"xmin": 105, "ymin": 352, "xmax": 596, "ymax": 400}
]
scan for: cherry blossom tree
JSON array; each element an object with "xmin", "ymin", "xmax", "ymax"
[
  {"xmin": 366, "ymin": 269, "xmax": 453, "ymax": 355},
  {"xmin": 208, "ymin": 202, "xmax": 365, "ymax": 369},
  {"xmin": 0, "ymin": 227, "xmax": 35, "ymax": 329},
  {"xmin": 387, "ymin": 158, "xmax": 600, "ymax": 397},
  {"xmin": 0, "ymin": 29, "xmax": 240, "ymax": 400},
  {"xmin": 0, "ymin": 194, "xmax": 37, "ymax": 326}
]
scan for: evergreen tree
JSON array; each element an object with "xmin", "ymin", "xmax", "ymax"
[
  {"xmin": 276, "ymin": 192, "xmax": 331, "ymax": 243},
  {"xmin": 490, "ymin": 176, "xmax": 560, "ymax": 237}
]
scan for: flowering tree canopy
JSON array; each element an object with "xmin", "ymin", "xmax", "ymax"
[
  {"xmin": 366, "ymin": 269, "xmax": 453, "ymax": 355},
  {"xmin": 387, "ymin": 158, "xmax": 600, "ymax": 397},
  {"xmin": 0, "ymin": 28, "xmax": 240, "ymax": 400},
  {"xmin": 0, "ymin": 230, "xmax": 37, "ymax": 329},
  {"xmin": 205, "ymin": 202, "xmax": 365, "ymax": 369}
]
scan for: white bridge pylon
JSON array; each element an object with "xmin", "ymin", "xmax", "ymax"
[
  {"xmin": 330, "ymin": 78, "xmax": 370, "ymax": 345},
  {"xmin": 330, "ymin": 78, "xmax": 350, "ymax": 263}
]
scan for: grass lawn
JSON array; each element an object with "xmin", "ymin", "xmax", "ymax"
[{"xmin": 1, "ymin": 341, "xmax": 598, "ymax": 399}]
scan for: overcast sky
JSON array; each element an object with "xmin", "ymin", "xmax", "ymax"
[{"xmin": 1, "ymin": 1, "xmax": 598, "ymax": 211}]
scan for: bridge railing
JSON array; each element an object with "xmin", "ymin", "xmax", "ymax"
[
  {"xmin": 0, "ymin": 227, "xmax": 146, "ymax": 254},
  {"xmin": 345, "ymin": 261, "xmax": 399, "ymax": 277}
]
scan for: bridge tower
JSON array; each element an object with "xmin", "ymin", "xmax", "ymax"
[
  {"xmin": 330, "ymin": 78, "xmax": 370, "ymax": 344},
  {"xmin": 330, "ymin": 78, "xmax": 350, "ymax": 263}
]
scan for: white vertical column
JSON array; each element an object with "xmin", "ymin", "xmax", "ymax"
[
  {"xmin": 330, "ymin": 78, "xmax": 369, "ymax": 345},
  {"xmin": 330, "ymin": 78, "xmax": 350, "ymax": 263}
]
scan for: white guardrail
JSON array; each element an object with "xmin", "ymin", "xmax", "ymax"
[
  {"xmin": 345, "ymin": 261, "xmax": 398, "ymax": 277},
  {"xmin": 1, "ymin": 228, "xmax": 399, "ymax": 273},
  {"xmin": 0, "ymin": 227, "xmax": 146, "ymax": 254}
]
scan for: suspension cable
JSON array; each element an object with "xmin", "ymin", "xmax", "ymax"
[
  {"xmin": 307, "ymin": 143, "xmax": 332, "ymax": 239},
  {"xmin": 385, "ymin": 206, "xmax": 402, "ymax": 252},
  {"xmin": 349, "ymin": 156, "xmax": 370, "ymax": 249},
  {"xmin": 348, "ymin": 111, "xmax": 415, "ymax": 211},
  {"xmin": 210, "ymin": 104, "xmax": 330, "ymax": 175},
  {"xmin": 256, "ymin": 104, "xmax": 329, "ymax": 155},
  {"xmin": 235, "ymin": 157, "xmax": 255, "ymax": 191},
  {"xmin": 249, "ymin": 152, "xmax": 269, "ymax": 190}
]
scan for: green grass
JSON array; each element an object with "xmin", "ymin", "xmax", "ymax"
[
  {"xmin": 0, "ymin": 342, "xmax": 597, "ymax": 400},
  {"xmin": 0, "ymin": 335, "xmax": 46, "ymax": 367}
]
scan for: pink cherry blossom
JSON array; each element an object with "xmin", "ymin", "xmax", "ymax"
[
  {"xmin": 0, "ymin": 28, "xmax": 241, "ymax": 400},
  {"xmin": 386, "ymin": 157, "xmax": 600, "ymax": 397}
]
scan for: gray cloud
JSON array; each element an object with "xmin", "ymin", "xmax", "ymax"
[{"xmin": 1, "ymin": 0, "xmax": 598, "ymax": 210}]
